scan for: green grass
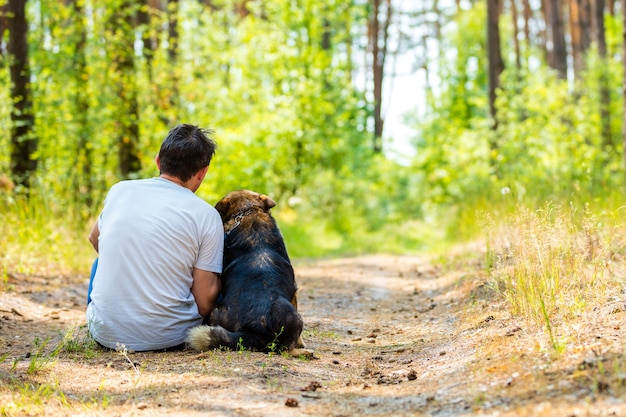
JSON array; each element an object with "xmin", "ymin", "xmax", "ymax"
[
  {"xmin": 277, "ymin": 211, "xmax": 436, "ymax": 258},
  {"xmin": 6, "ymin": 326, "xmax": 97, "ymax": 376},
  {"xmin": 4, "ymin": 184, "xmax": 626, "ymax": 359},
  {"xmin": 0, "ymin": 326, "xmax": 101, "ymax": 415},
  {"xmin": 1, "ymin": 381, "xmax": 72, "ymax": 416},
  {"xmin": 483, "ymin": 200, "xmax": 626, "ymax": 351},
  {"xmin": 1, "ymin": 190, "xmax": 435, "ymax": 286},
  {"xmin": 4, "ymin": 187, "xmax": 626, "ymax": 413},
  {"xmin": 58, "ymin": 325, "xmax": 98, "ymax": 358},
  {"xmin": 26, "ymin": 337, "xmax": 63, "ymax": 375},
  {"xmin": 0, "ymin": 193, "xmax": 95, "ymax": 287}
]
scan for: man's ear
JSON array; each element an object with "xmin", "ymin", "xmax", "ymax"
[
  {"xmin": 197, "ymin": 165, "xmax": 209, "ymax": 180},
  {"xmin": 260, "ymin": 194, "xmax": 276, "ymax": 210}
]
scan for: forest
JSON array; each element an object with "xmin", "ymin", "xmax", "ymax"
[
  {"xmin": 3, "ymin": 1, "xmax": 626, "ymax": 415},
  {"xmin": 1, "ymin": 0, "xmax": 625, "ymax": 259}
]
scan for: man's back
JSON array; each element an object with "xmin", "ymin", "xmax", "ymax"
[{"xmin": 86, "ymin": 177, "xmax": 223, "ymax": 351}]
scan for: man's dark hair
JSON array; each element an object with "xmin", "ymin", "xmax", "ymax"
[{"xmin": 158, "ymin": 124, "xmax": 217, "ymax": 181}]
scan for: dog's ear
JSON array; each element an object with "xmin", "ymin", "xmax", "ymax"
[
  {"xmin": 215, "ymin": 198, "xmax": 230, "ymax": 218},
  {"xmin": 260, "ymin": 194, "xmax": 276, "ymax": 210}
]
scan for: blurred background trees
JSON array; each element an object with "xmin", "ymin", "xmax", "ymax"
[{"xmin": 1, "ymin": 0, "xmax": 626, "ymax": 256}]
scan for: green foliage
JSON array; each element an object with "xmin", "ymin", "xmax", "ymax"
[
  {"xmin": 2, "ymin": 0, "xmax": 417, "ymax": 268},
  {"xmin": 266, "ymin": 326, "xmax": 284, "ymax": 355},
  {"xmin": 408, "ymin": 3, "xmax": 492, "ymax": 212},
  {"xmin": 2, "ymin": 0, "xmax": 626, "ymax": 270},
  {"xmin": 236, "ymin": 337, "xmax": 246, "ymax": 353},
  {"xmin": 9, "ymin": 0, "xmax": 371, "ymax": 203},
  {"xmin": 407, "ymin": 1, "xmax": 626, "ymax": 241}
]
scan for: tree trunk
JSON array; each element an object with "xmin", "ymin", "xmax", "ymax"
[
  {"xmin": 487, "ymin": 0, "xmax": 504, "ymax": 131},
  {"xmin": 594, "ymin": 0, "xmax": 612, "ymax": 157},
  {"xmin": 0, "ymin": 2, "xmax": 8, "ymax": 56},
  {"xmin": 570, "ymin": 0, "xmax": 584, "ymax": 77},
  {"xmin": 522, "ymin": 0, "xmax": 531, "ymax": 45},
  {"xmin": 235, "ymin": 0, "xmax": 250, "ymax": 19},
  {"xmin": 607, "ymin": 0, "xmax": 615, "ymax": 14},
  {"xmin": 546, "ymin": 0, "xmax": 568, "ymax": 78},
  {"xmin": 539, "ymin": 0, "xmax": 549, "ymax": 63},
  {"xmin": 368, "ymin": 0, "xmax": 391, "ymax": 153},
  {"xmin": 167, "ymin": 0, "xmax": 179, "ymax": 62},
  {"xmin": 153, "ymin": 0, "xmax": 180, "ymax": 126},
  {"xmin": 68, "ymin": 0, "xmax": 93, "ymax": 206},
  {"xmin": 570, "ymin": 0, "xmax": 592, "ymax": 77},
  {"xmin": 510, "ymin": 0, "xmax": 521, "ymax": 73},
  {"xmin": 520, "ymin": 0, "xmax": 532, "ymax": 68},
  {"xmin": 7, "ymin": 0, "xmax": 37, "ymax": 189},
  {"xmin": 108, "ymin": 2, "xmax": 141, "ymax": 178},
  {"xmin": 137, "ymin": 0, "xmax": 162, "ymax": 75},
  {"xmin": 580, "ymin": 0, "xmax": 593, "ymax": 51},
  {"xmin": 369, "ymin": 0, "xmax": 382, "ymax": 152}
]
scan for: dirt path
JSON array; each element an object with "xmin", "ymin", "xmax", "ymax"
[{"xmin": 1, "ymin": 254, "xmax": 626, "ymax": 416}]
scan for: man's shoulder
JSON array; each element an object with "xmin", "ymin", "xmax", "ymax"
[
  {"xmin": 110, "ymin": 178, "xmax": 151, "ymax": 191},
  {"xmin": 189, "ymin": 196, "xmax": 221, "ymax": 217}
]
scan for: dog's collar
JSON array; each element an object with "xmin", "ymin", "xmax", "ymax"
[{"xmin": 224, "ymin": 208, "xmax": 257, "ymax": 236}]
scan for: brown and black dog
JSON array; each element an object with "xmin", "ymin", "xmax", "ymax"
[{"xmin": 187, "ymin": 190, "xmax": 312, "ymax": 356}]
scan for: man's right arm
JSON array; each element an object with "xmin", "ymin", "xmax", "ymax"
[
  {"xmin": 88, "ymin": 221, "xmax": 100, "ymax": 253},
  {"xmin": 191, "ymin": 268, "xmax": 221, "ymax": 317}
]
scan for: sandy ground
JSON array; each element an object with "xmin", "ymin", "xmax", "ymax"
[{"xmin": 1, "ymin": 251, "xmax": 626, "ymax": 416}]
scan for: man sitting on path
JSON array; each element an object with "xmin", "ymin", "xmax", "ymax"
[{"xmin": 86, "ymin": 124, "xmax": 224, "ymax": 351}]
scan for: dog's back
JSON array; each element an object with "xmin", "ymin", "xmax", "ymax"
[{"xmin": 187, "ymin": 190, "xmax": 308, "ymax": 354}]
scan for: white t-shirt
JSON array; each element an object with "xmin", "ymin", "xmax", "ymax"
[{"xmin": 86, "ymin": 177, "xmax": 224, "ymax": 351}]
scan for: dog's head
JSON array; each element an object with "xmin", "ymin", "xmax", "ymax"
[{"xmin": 215, "ymin": 190, "xmax": 276, "ymax": 225}]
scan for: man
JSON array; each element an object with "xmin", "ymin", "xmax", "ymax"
[{"xmin": 86, "ymin": 124, "xmax": 224, "ymax": 351}]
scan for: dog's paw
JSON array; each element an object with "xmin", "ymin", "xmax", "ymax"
[
  {"xmin": 186, "ymin": 326, "xmax": 214, "ymax": 351},
  {"xmin": 296, "ymin": 335, "xmax": 306, "ymax": 348},
  {"xmin": 287, "ymin": 348, "xmax": 315, "ymax": 358}
]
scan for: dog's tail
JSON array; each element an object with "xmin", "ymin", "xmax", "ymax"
[
  {"xmin": 187, "ymin": 298, "xmax": 306, "ymax": 352},
  {"xmin": 187, "ymin": 325, "xmax": 283, "ymax": 351},
  {"xmin": 186, "ymin": 325, "xmax": 244, "ymax": 351}
]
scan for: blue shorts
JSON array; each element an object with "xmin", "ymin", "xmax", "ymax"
[{"xmin": 87, "ymin": 258, "xmax": 98, "ymax": 304}]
